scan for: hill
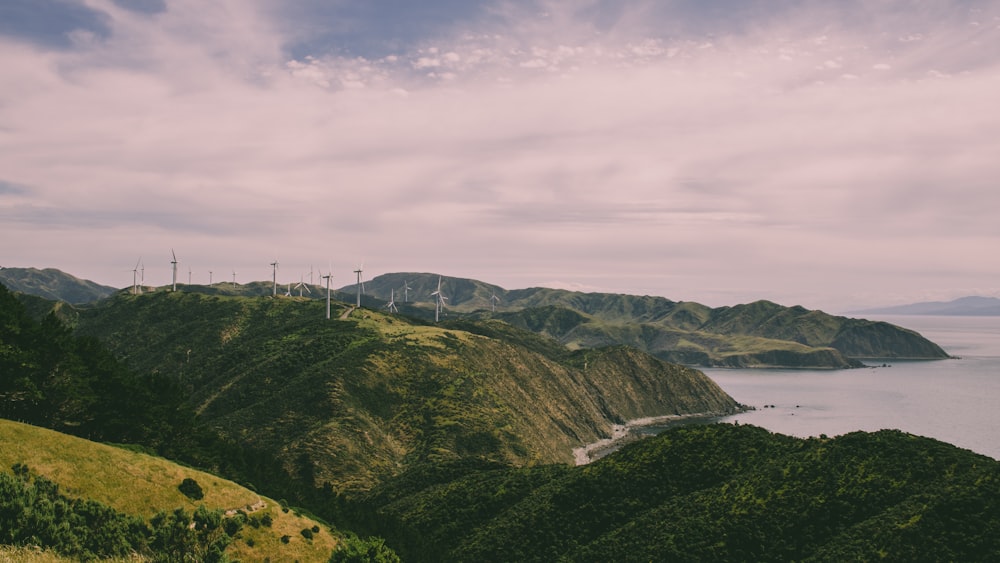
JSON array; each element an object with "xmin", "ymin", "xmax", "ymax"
[
  {"xmin": 852, "ymin": 295, "xmax": 1000, "ymax": 316},
  {"xmin": 350, "ymin": 423, "xmax": 1000, "ymax": 562},
  {"xmin": 0, "ymin": 419, "xmax": 336, "ymax": 562},
  {"xmin": 0, "ymin": 267, "xmax": 116, "ymax": 304},
  {"xmin": 72, "ymin": 290, "xmax": 741, "ymax": 491},
  {"xmin": 349, "ymin": 273, "xmax": 949, "ymax": 367}
]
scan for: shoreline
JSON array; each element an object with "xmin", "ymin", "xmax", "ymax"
[{"xmin": 572, "ymin": 411, "xmax": 740, "ymax": 466}]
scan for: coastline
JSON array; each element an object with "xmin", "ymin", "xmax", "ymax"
[{"xmin": 572, "ymin": 411, "xmax": 736, "ymax": 466}]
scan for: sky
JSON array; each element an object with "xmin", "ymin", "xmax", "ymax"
[{"xmin": 1, "ymin": 0, "xmax": 999, "ymax": 312}]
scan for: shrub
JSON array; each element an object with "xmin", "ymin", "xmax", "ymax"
[
  {"xmin": 301, "ymin": 528, "xmax": 314, "ymax": 540},
  {"xmin": 178, "ymin": 478, "xmax": 204, "ymax": 500}
]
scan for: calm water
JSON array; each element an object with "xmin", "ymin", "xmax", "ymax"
[{"xmin": 701, "ymin": 316, "xmax": 1000, "ymax": 460}]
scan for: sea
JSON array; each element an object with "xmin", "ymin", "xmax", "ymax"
[{"xmin": 646, "ymin": 315, "xmax": 1000, "ymax": 460}]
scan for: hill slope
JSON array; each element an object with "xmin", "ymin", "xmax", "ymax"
[
  {"xmin": 355, "ymin": 273, "xmax": 948, "ymax": 367},
  {"xmin": 0, "ymin": 267, "xmax": 116, "ymax": 304},
  {"xmin": 73, "ymin": 291, "xmax": 741, "ymax": 491},
  {"xmin": 0, "ymin": 419, "xmax": 336, "ymax": 562},
  {"xmin": 355, "ymin": 423, "xmax": 1000, "ymax": 562}
]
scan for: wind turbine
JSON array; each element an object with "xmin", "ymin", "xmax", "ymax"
[
  {"xmin": 490, "ymin": 292, "xmax": 501, "ymax": 313},
  {"xmin": 232, "ymin": 270, "xmax": 238, "ymax": 288},
  {"xmin": 284, "ymin": 283, "xmax": 292, "ymax": 297},
  {"xmin": 270, "ymin": 260, "xmax": 279, "ymax": 297},
  {"xmin": 131, "ymin": 258, "xmax": 141, "ymax": 295},
  {"xmin": 353, "ymin": 264, "xmax": 364, "ymax": 308},
  {"xmin": 309, "ymin": 265, "xmax": 314, "ymax": 285},
  {"xmin": 403, "ymin": 280, "xmax": 411, "ymax": 303},
  {"xmin": 431, "ymin": 276, "xmax": 448, "ymax": 322},
  {"xmin": 170, "ymin": 249, "xmax": 178, "ymax": 291},
  {"xmin": 322, "ymin": 270, "xmax": 332, "ymax": 319},
  {"xmin": 295, "ymin": 275, "xmax": 311, "ymax": 297},
  {"xmin": 386, "ymin": 288, "xmax": 398, "ymax": 313},
  {"xmin": 140, "ymin": 260, "xmax": 144, "ymax": 291},
  {"xmin": 209, "ymin": 270, "xmax": 213, "ymax": 285},
  {"xmin": 188, "ymin": 266, "xmax": 192, "ymax": 286}
]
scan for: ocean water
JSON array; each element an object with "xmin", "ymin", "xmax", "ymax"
[{"xmin": 701, "ymin": 315, "xmax": 1000, "ymax": 460}]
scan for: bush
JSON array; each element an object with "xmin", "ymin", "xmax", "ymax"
[
  {"xmin": 178, "ymin": 478, "xmax": 204, "ymax": 500},
  {"xmin": 301, "ymin": 528, "xmax": 314, "ymax": 540}
]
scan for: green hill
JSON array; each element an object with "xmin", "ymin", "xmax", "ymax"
[
  {"xmin": 0, "ymin": 267, "xmax": 116, "ymax": 304},
  {"xmin": 354, "ymin": 273, "xmax": 948, "ymax": 367},
  {"xmin": 72, "ymin": 290, "xmax": 741, "ymax": 491},
  {"xmin": 0, "ymin": 419, "xmax": 336, "ymax": 562},
  {"xmin": 351, "ymin": 423, "xmax": 1000, "ymax": 562}
]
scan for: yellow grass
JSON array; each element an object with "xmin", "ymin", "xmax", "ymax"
[{"xmin": 0, "ymin": 419, "xmax": 337, "ymax": 562}]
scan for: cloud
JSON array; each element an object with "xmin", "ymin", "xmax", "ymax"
[{"xmin": 1, "ymin": 0, "xmax": 999, "ymax": 309}]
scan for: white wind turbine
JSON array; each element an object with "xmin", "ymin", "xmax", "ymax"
[
  {"xmin": 140, "ymin": 260, "xmax": 144, "ymax": 291},
  {"xmin": 232, "ymin": 270, "xmax": 238, "ymax": 288},
  {"xmin": 209, "ymin": 270, "xmax": 213, "ymax": 285},
  {"xmin": 322, "ymin": 269, "xmax": 332, "ymax": 319},
  {"xmin": 490, "ymin": 292, "xmax": 501, "ymax": 312},
  {"xmin": 403, "ymin": 280, "xmax": 411, "ymax": 303},
  {"xmin": 386, "ymin": 288, "xmax": 398, "ymax": 313},
  {"xmin": 431, "ymin": 276, "xmax": 448, "ymax": 322},
  {"xmin": 295, "ymin": 274, "xmax": 312, "ymax": 297},
  {"xmin": 284, "ymin": 283, "xmax": 292, "ymax": 297},
  {"xmin": 170, "ymin": 249, "xmax": 178, "ymax": 291},
  {"xmin": 270, "ymin": 260, "xmax": 279, "ymax": 297},
  {"xmin": 188, "ymin": 266, "xmax": 192, "ymax": 286},
  {"xmin": 131, "ymin": 258, "xmax": 141, "ymax": 295},
  {"xmin": 353, "ymin": 264, "xmax": 364, "ymax": 308}
]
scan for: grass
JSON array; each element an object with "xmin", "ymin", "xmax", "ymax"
[{"xmin": 0, "ymin": 419, "xmax": 337, "ymax": 562}]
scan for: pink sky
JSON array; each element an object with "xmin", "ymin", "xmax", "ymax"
[{"xmin": 2, "ymin": 0, "xmax": 999, "ymax": 311}]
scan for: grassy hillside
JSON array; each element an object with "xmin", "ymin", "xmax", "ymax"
[
  {"xmin": 354, "ymin": 423, "xmax": 1000, "ymax": 562},
  {"xmin": 73, "ymin": 291, "xmax": 741, "ymax": 491},
  {"xmin": 0, "ymin": 419, "xmax": 336, "ymax": 562}
]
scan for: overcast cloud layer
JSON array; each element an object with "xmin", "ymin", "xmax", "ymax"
[{"xmin": 1, "ymin": 0, "xmax": 998, "ymax": 311}]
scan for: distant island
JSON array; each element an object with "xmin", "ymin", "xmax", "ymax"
[{"xmin": 851, "ymin": 296, "xmax": 1000, "ymax": 316}]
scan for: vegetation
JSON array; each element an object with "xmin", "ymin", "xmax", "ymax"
[
  {"xmin": 0, "ymin": 419, "xmax": 336, "ymax": 562},
  {"xmin": 71, "ymin": 289, "xmax": 739, "ymax": 491},
  {"xmin": 3, "ymin": 273, "xmax": 982, "ymax": 562},
  {"xmin": 354, "ymin": 273, "xmax": 949, "ymax": 367},
  {"xmin": 350, "ymin": 423, "xmax": 1000, "ymax": 562}
]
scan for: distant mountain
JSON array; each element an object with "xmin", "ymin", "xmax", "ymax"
[
  {"xmin": 0, "ymin": 266, "xmax": 116, "ymax": 304},
  {"xmin": 347, "ymin": 273, "xmax": 950, "ymax": 367},
  {"xmin": 852, "ymin": 296, "xmax": 1000, "ymax": 316}
]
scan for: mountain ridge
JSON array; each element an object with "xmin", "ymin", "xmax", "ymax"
[{"xmin": 5, "ymin": 267, "xmax": 950, "ymax": 367}]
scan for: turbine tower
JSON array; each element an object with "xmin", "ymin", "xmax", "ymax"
[
  {"xmin": 431, "ymin": 276, "xmax": 448, "ymax": 322},
  {"xmin": 232, "ymin": 270, "xmax": 238, "ymax": 288},
  {"xmin": 403, "ymin": 280, "xmax": 411, "ymax": 303},
  {"xmin": 188, "ymin": 266, "xmax": 192, "ymax": 286},
  {"xmin": 490, "ymin": 292, "xmax": 501, "ymax": 312},
  {"xmin": 386, "ymin": 288, "xmax": 398, "ymax": 313},
  {"xmin": 322, "ymin": 271, "xmax": 332, "ymax": 319},
  {"xmin": 354, "ymin": 265, "xmax": 364, "ymax": 308},
  {"xmin": 140, "ymin": 260, "xmax": 144, "ymax": 291},
  {"xmin": 209, "ymin": 270, "xmax": 213, "ymax": 285},
  {"xmin": 171, "ymin": 249, "xmax": 178, "ymax": 291},
  {"xmin": 270, "ymin": 260, "xmax": 279, "ymax": 297},
  {"xmin": 131, "ymin": 258, "xmax": 141, "ymax": 295}
]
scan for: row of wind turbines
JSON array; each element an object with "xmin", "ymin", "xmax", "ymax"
[{"xmin": 129, "ymin": 251, "xmax": 502, "ymax": 322}]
